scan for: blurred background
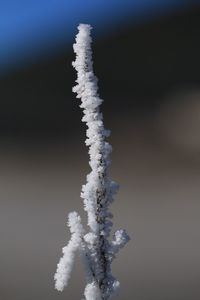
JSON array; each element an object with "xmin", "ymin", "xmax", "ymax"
[{"xmin": 0, "ymin": 1, "xmax": 200, "ymax": 300}]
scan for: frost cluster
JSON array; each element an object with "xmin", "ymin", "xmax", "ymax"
[{"xmin": 54, "ymin": 24, "xmax": 130, "ymax": 300}]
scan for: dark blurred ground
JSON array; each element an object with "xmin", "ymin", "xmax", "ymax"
[{"xmin": 0, "ymin": 6, "xmax": 200, "ymax": 300}]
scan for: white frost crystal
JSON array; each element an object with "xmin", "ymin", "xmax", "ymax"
[
  {"xmin": 84, "ymin": 282, "xmax": 102, "ymax": 300},
  {"xmin": 54, "ymin": 23, "xmax": 130, "ymax": 300},
  {"xmin": 54, "ymin": 212, "xmax": 84, "ymax": 291}
]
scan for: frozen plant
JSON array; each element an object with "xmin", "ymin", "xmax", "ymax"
[{"xmin": 54, "ymin": 23, "xmax": 130, "ymax": 300}]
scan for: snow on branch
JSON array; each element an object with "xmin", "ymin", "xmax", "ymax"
[
  {"xmin": 54, "ymin": 23, "xmax": 130, "ymax": 300},
  {"xmin": 54, "ymin": 212, "xmax": 84, "ymax": 291}
]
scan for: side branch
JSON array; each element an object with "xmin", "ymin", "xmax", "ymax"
[{"xmin": 54, "ymin": 212, "xmax": 84, "ymax": 291}]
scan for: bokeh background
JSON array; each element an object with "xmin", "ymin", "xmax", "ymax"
[{"xmin": 0, "ymin": 1, "xmax": 200, "ymax": 300}]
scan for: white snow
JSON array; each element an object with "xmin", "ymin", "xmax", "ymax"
[{"xmin": 54, "ymin": 24, "xmax": 130, "ymax": 300}]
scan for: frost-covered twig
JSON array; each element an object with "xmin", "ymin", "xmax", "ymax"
[
  {"xmin": 54, "ymin": 212, "xmax": 84, "ymax": 291},
  {"xmin": 54, "ymin": 24, "xmax": 130, "ymax": 300}
]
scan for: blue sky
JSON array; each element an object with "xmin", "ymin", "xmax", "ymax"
[{"xmin": 0, "ymin": 0, "xmax": 190, "ymax": 72}]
